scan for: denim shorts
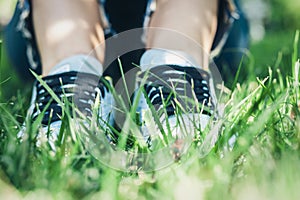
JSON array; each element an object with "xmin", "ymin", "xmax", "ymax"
[{"xmin": 4, "ymin": 0, "xmax": 248, "ymax": 83}]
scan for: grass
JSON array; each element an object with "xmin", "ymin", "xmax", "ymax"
[
  {"xmin": 0, "ymin": 30, "xmax": 300, "ymax": 200},
  {"xmin": 249, "ymin": 30, "xmax": 299, "ymax": 78}
]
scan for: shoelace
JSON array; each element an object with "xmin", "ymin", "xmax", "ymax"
[
  {"xmin": 32, "ymin": 71, "xmax": 107, "ymax": 125},
  {"xmin": 140, "ymin": 65, "xmax": 214, "ymax": 117}
]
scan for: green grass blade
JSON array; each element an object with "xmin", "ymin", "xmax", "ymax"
[
  {"xmin": 292, "ymin": 30, "xmax": 299, "ymax": 78},
  {"xmin": 118, "ymin": 57, "xmax": 132, "ymax": 108}
]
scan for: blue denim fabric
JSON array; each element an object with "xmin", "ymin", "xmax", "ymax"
[{"xmin": 4, "ymin": 0, "xmax": 249, "ymax": 83}]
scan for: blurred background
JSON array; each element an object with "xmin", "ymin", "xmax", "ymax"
[
  {"xmin": 242, "ymin": 0, "xmax": 300, "ymax": 76},
  {"xmin": 0, "ymin": 0, "xmax": 299, "ymax": 103}
]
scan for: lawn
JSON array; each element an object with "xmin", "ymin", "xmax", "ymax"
[{"xmin": 1, "ymin": 2, "xmax": 300, "ymax": 200}]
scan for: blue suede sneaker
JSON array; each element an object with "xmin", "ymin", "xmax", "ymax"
[
  {"xmin": 135, "ymin": 64, "xmax": 217, "ymax": 147},
  {"xmin": 18, "ymin": 71, "xmax": 115, "ymax": 149}
]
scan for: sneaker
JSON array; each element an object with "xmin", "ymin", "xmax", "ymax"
[
  {"xmin": 18, "ymin": 71, "xmax": 115, "ymax": 149},
  {"xmin": 135, "ymin": 64, "xmax": 217, "ymax": 147}
]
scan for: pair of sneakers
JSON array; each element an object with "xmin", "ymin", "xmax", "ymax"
[{"xmin": 19, "ymin": 53, "xmax": 217, "ymax": 149}]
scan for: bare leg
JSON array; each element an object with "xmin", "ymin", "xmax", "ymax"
[
  {"xmin": 32, "ymin": 0, "xmax": 105, "ymax": 76},
  {"xmin": 146, "ymin": 0, "xmax": 218, "ymax": 70}
]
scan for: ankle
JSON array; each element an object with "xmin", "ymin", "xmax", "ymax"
[
  {"xmin": 140, "ymin": 49, "xmax": 204, "ymax": 71},
  {"xmin": 44, "ymin": 54, "xmax": 103, "ymax": 77}
]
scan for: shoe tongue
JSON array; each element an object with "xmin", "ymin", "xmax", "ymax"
[
  {"xmin": 49, "ymin": 54, "xmax": 103, "ymax": 76},
  {"xmin": 139, "ymin": 49, "xmax": 200, "ymax": 71}
]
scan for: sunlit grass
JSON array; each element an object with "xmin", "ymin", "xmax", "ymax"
[{"xmin": 0, "ymin": 32, "xmax": 300, "ymax": 199}]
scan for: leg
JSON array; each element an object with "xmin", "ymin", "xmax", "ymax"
[
  {"xmin": 137, "ymin": 0, "xmax": 219, "ymax": 144},
  {"xmin": 20, "ymin": 0, "xmax": 115, "ymax": 148},
  {"xmin": 146, "ymin": 0, "xmax": 218, "ymax": 70},
  {"xmin": 32, "ymin": 0, "xmax": 105, "ymax": 76}
]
